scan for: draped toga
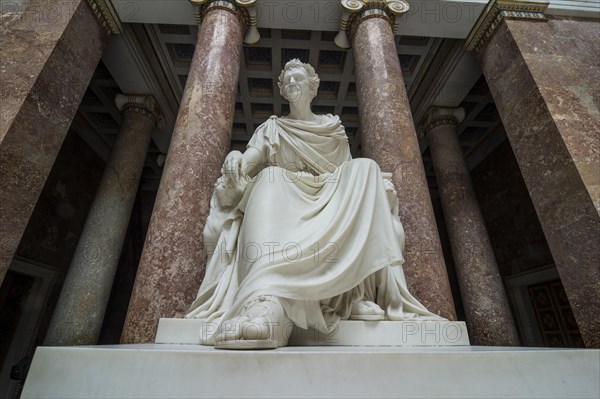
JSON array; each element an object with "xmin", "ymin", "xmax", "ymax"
[{"xmin": 186, "ymin": 114, "xmax": 439, "ymax": 336}]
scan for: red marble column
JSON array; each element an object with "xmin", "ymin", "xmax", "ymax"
[
  {"xmin": 121, "ymin": 4, "xmax": 245, "ymax": 343},
  {"xmin": 424, "ymin": 107, "xmax": 519, "ymax": 346},
  {"xmin": 478, "ymin": 17, "xmax": 600, "ymax": 347},
  {"xmin": 0, "ymin": 0, "xmax": 109, "ymax": 285},
  {"xmin": 351, "ymin": 10, "xmax": 456, "ymax": 319}
]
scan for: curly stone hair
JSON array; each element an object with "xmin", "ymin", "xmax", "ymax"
[{"xmin": 277, "ymin": 58, "xmax": 320, "ymax": 99}]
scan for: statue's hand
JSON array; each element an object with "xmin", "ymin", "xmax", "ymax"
[
  {"xmin": 222, "ymin": 150, "xmax": 247, "ymax": 182},
  {"xmin": 383, "ymin": 178, "xmax": 399, "ymax": 214},
  {"xmin": 214, "ymin": 175, "xmax": 246, "ymax": 209},
  {"xmin": 215, "ymin": 151, "xmax": 249, "ymax": 210}
]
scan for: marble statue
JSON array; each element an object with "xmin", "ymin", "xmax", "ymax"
[{"xmin": 186, "ymin": 59, "xmax": 443, "ymax": 349}]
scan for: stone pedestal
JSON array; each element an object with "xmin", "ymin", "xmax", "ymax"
[
  {"xmin": 476, "ymin": 15, "xmax": 600, "ymax": 347},
  {"xmin": 121, "ymin": 1, "xmax": 249, "ymax": 343},
  {"xmin": 349, "ymin": 6, "xmax": 456, "ymax": 319},
  {"xmin": 21, "ymin": 345, "xmax": 600, "ymax": 398},
  {"xmin": 44, "ymin": 95, "xmax": 162, "ymax": 346},
  {"xmin": 155, "ymin": 319, "xmax": 470, "ymax": 347},
  {"xmin": 422, "ymin": 107, "xmax": 519, "ymax": 346},
  {"xmin": 0, "ymin": 0, "xmax": 109, "ymax": 285}
]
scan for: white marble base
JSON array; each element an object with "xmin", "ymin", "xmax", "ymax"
[
  {"xmin": 155, "ymin": 318, "xmax": 471, "ymax": 346},
  {"xmin": 22, "ymin": 345, "xmax": 600, "ymax": 398}
]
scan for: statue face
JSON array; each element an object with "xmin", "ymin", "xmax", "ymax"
[{"xmin": 281, "ymin": 67, "xmax": 313, "ymax": 103}]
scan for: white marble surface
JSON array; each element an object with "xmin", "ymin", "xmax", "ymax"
[
  {"xmin": 186, "ymin": 60, "xmax": 445, "ymax": 349},
  {"xmin": 22, "ymin": 344, "xmax": 599, "ymax": 398},
  {"xmin": 156, "ymin": 318, "xmax": 471, "ymax": 346}
]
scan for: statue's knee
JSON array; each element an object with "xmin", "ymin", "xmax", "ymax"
[{"xmin": 353, "ymin": 157, "xmax": 381, "ymax": 172}]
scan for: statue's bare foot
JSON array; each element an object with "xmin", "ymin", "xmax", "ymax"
[
  {"xmin": 215, "ymin": 295, "xmax": 292, "ymax": 349},
  {"xmin": 350, "ymin": 300, "xmax": 385, "ymax": 321}
]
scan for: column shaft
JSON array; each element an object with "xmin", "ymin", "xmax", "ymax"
[
  {"xmin": 427, "ymin": 119, "xmax": 519, "ymax": 346},
  {"xmin": 44, "ymin": 108, "xmax": 154, "ymax": 346},
  {"xmin": 121, "ymin": 7, "xmax": 244, "ymax": 343},
  {"xmin": 352, "ymin": 17, "xmax": 456, "ymax": 319},
  {"xmin": 0, "ymin": 0, "xmax": 109, "ymax": 285},
  {"xmin": 478, "ymin": 17, "xmax": 600, "ymax": 348}
]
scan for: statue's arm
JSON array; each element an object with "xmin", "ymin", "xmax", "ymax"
[
  {"xmin": 241, "ymin": 146, "xmax": 265, "ymax": 178},
  {"xmin": 222, "ymin": 145, "xmax": 265, "ymax": 181}
]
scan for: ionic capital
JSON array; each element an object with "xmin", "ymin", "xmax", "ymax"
[
  {"xmin": 335, "ymin": 0, "xmax": 410, "ymax": 49},
  {"xmin": 465, "ymin": 0, "xmax": 549, "ymax": 52},
  {"xmin": 115, "ymin": 94, "xmax": 165, "ymax": 131},
  {"xmin": 418, "ymin": 107, "xmax": 465, "ymax": 140},
  {"xmin": 189, "ymin": 0, "xmax": 260, "ymax": 45}
]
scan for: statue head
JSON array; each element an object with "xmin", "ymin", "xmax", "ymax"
[{"xmin": 277, "ymin": 59, "xmax": 320, "ymax": 103}]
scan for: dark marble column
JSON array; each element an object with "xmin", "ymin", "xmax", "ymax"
[
  {"xmin": 44, "ymin": 95, "xmax": 162, "ymax": 346},
  {"xmin": 476, "ymin": 16, "xmax": 600, "ymax": 347},
  {"xmin": 0, "ymin": 0, "xmax": 110, "ymax": 285},
  {"xmin": 121, "ymin": 1, "xmax": 251, "ymax": 343},
  {"xmin": 349, "ymin": 4, "xmax": 456, "ymax": 319},
  {"xmin": 423, "ymin": 107, "xmax": 519, "ymax": 346}
]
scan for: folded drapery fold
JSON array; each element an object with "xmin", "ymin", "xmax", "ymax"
[{"xmin": 186, "ymin": 115, "xmax": 439, "ymax": 339}]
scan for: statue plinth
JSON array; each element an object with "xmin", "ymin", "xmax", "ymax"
[
  {"xmin": 22, "ymin": 344, "xmax": 599, "ymax": 398},
  {"xmin": 155, "ymin": 318, "xmax": 470, "ymax": 347}
]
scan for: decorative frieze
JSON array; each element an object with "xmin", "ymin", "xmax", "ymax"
[
  {"xmin": 334, "ymin": 0, "xmax": 410, "ymax": 49},
  {"xmin": 419, "ymin": 107, "xmax": 466, "ymax": 140},
  {"xmin": 115, "ymin": 94, "xmax": 165, "ymax": 131},
  {"xmin": 85, "ymin": 0, "xmax": 122, "ymax": 34},
  {"xmin": 465, "ymin": 0, "xmax": 549, "ymax": 52},
  {"xmin": 190, "ymin": 0, "xmax": 260, "ymax": 44}
]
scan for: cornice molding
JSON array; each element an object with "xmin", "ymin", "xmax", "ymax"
[
  {"xmin": 115, "ymin": 94, "xmax": 165, "ymax": 131},
  {"xmin": 190, "ymin": 0, "xmax": 260, "ymax": 44},
  {"xmin": 334, "ymin": 0, "xmax": 410, "ymax": 49},
  {"xmin": 85, "ymin": 0, "xmax": 122, "ymax": 35},
  {"xmin": 465, "ymin": 0, "xmax": 549, "ymax": 52}
]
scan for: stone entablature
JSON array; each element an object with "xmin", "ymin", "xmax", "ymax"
[
  {"xmin": 85, "ymin": 0, "xmax": 122, "ymax": 34},
  {"xmin": 465, "ymin": 0, "xmax": 549, "ymax": 52}
]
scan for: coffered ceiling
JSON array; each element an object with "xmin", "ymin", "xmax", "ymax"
[
  {"xmin": 147, "ymin": 24, "xmax": 439, "ymax": 156},
  {"xmin": 75, "ymin": 23, "xmax": 507, "ymax": 191}
]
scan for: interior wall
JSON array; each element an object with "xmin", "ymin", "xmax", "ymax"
[
  {"xmin": 0, "ymin": 128, "xmax": 105, "ymax": 396},
  {"xmin": 99, "ymin": 189, "xmax": 156, "ymax": 344},
  {"xmin": 470, "ymin": 139, "xmax": 586, "ymax": 347},
  {"xmin": 471, "ymin": 139, "xmax": 554, "ymax": 277},
  {"xmin": 13, "ymin": 129, "xmax": 105, "ymax": 345},
  {"xmin": 16, "ymin": 130, "xmax": 104, "ymax": 272}
]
